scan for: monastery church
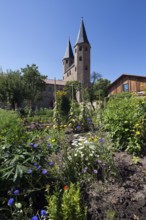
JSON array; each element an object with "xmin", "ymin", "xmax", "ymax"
[{"xmin": 41, "ymin": 19, "xmax": 91, "ymax": 108}]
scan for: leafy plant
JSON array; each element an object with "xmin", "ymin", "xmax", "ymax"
[
  {"xmin": 103, "ymin": 93, "xmax": 146, "ymax": 153},
  {"xmin": 46, "ymin": 183, "xmax": 87, "ymax": 220}
]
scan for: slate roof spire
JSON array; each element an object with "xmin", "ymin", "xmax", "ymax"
[
  {"xmin": 75, "ymin": 19, "xmax": 90, "ymax": 46},
  {"xmin": 63, "ymin": 39, "xmax": 74, "ymax": 59}
]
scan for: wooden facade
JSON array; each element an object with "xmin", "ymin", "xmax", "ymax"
[{"xmin": 108, "ymin": 74, "xmax": 146, "ymax": 96}]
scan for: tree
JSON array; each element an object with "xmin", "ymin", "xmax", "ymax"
[
  {"xmin": 94, "ymin": 78, "xmax": 110, "ymax": 100},
  {"xmin": 85, "ymin": 72, "xmax": 110, "ymax": 110},
  {"xmin": 64, "ymin": 81, "xmax": 81, "ymax": 101},
  {"xmin": 85, "ymin": 72, "xmax": 102, "ymax": 110},
  {"xmin": 21, "ymin": 64, "xmax": 47, "ymax": 109},
  {"xmin": 0, "ymin": 70, "xmax": 25, "ymax": 109}
]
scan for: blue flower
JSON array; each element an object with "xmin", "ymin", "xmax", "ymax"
[
  {"xmin": 76, "ymin": 125, "xmax": 81, "ymax": 130},
  {"xmin": 27, "ymin": 168, "xmax": 32, "ymax": 174},
  {"xmin": 48, "ymin": 161, "xmax": 54, "ymax": 166},
  {"xmin": 42, "ymin": 169, "xmax": 47, "ymax": 174},
  {"xmin": 40, "ymin": 209, "xmax": 47, "ymax": 216},
  {"xmin": 13, "ymin": 189, "xmax": 20, "ymax": 195},
  {"xmin": 7, "ymin": 198, "xmax": 14, "ymax": 206},
  {"xmin": 47, "ymin": 143, "xmax": 51, "ymax": 148},
  {"xmin": 33, "ymin": 143, "xmax": 38, "ymax": 148},
  {"xmin": 87, "ymin": 117, "xmax": 91, "ymax": 121},
  {"xmin": 31, "ymin": 216, "xmax": 38, "ymax": 220},
  {"xmin": 34, "ymin": 162, "xmax": 38, "ymax": 166},
  {"xmin": 99, "ymin": 138, "xmax": 104, "ymax": 143},
  {"xmin": 30, "ymin": 143, "xmax": 34, "ymax": 147},
  {"xmin": 36, "ymin": 165, "xmax": 41, "ymax": 170}
]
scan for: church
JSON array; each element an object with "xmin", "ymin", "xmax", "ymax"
[{"xmin": 40, "ymin": 19, "xmax": 91, "ymax": 108}]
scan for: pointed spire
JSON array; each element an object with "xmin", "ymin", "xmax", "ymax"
[
  {"xmin": 75, "ymin": 19, "xmax": 90, "ymax": 45},
  {"xmin": 63, "ymin": 39, "xmax": 74, "ymax": 59}
]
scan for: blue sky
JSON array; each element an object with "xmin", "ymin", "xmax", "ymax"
[{"xmin": 0, "ymin": 0, "xmax": 146, "ymax": 82}]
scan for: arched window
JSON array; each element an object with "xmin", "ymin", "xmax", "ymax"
[
  {"xmin": 79, "ymin": 56, "xmax": 82, "ymax": 61},
  {"xmin": 79, "ymin": 46, "xmax": 82, "ymax": 51}
]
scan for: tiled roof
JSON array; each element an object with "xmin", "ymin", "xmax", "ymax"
[
  {"xmin": 45, "ymin": 79, "xmax": 66, "ymax": 86},
  {"xmin": 75, "ymin": 20, "xmax": 90, "ymax": 46},
  {"xmin": 63, "ymin": 39, "xmax": 74, "ymax": 59},
  {"xmin": 108, "ymin": 74, "xmax": 146, "ymax": 89}
]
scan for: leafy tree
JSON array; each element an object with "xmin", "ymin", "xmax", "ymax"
[
  {"xmin": 0, "ymin": 70, "xmax": 25, "ymax": 109},
  {"xmin": 85, "ymin": 72, "xmax": 110, "ymax": 109},
  {"xmin": 94, "ymin": 78, "xmax": 110, "ymax": 100},
  {"xmin": 85, "ymin": 72, "xmax": 102, "ymax": 110},
  {"xmin": 21, "ymin": 64, "xmax": 47, "ymax": 109},
  {"xmin": 91, "ymin": 71, "xmax": 102, "ymax": 84},
  {"xmin": 64, "ymin": 81, "xmax": 81, "ymax": 101}
]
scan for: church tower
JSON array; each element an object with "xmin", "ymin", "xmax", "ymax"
[
  {"xmin": 62, "ymin": 19, "xmax": 90, "ymax": 88},
  {"xmin": 62, "ymin": 39, "xmax": 74, "ymax": 76},
  {"xmin": 74, "ymin": 19, "xmax": 91, "ymax": 88}
]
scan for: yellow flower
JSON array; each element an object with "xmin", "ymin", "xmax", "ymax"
[
  {"xmin": 51, "ymin": 139, "xmax": 55, "ymax": 143},
  {"xmin": 135, "ymin": 131, "xmax": 140, "ymax": 135}
]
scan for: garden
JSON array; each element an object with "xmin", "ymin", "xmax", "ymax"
[{"xmin": 1, "ymin": 92, "xmax": 146, "ymax": 220}]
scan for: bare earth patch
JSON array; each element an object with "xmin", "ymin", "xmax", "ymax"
[{"xmin": 87, "ymin": 152, "xmax": 146, "ymax": 220}]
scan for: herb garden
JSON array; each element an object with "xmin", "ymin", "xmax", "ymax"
[{"xmin": 1, "ymin": 92, "xmax": 146, "ymax": 220}]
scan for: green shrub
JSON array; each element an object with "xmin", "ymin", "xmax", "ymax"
[
  {"xmin": 46, "ymin": 183, "xmax": 87, "ymax": 220},
  {"xmin": 0, "ymin": 109, "xmax": 27, "ymax": 145},
  {"xmin": 103, "ymin": 93, "xmax": 146, "ymax": 153}
]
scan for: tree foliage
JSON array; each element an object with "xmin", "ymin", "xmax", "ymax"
[
  {"xmin": 0, "ymin": 70, "xmax": 25, "ymax": 109},
  {"xmin": 21, "ymin": 64, "xmax": 47, "ymax": 107},
  {"xmin": 64, "ymin": 81, "xmax": 81, "ymax": 101},
  {"xmin": 0, "ymin": 64, "xmax": 47, "ymax": 109},
  {"xmin": 85, "ymin": 72, "xmax": 110, "ymax": 110}
]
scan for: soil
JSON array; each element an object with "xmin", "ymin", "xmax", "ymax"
[{"xmin": 87, "ymin": 152, "xmax": 146, "ymax": 220}]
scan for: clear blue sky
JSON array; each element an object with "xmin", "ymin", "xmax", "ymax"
[{"xmin": 0, "ymin": 0, "xmax": 146, "ymax": 82}]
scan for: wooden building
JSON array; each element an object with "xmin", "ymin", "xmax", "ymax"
[{"xmin": 108, "ymin": 74, "xmax": 146, "ymax": 96}]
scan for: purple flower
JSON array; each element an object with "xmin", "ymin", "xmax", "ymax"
[
  {"xmin": 27, "ymin": 168, "xmax": 32, "ymax": 174},
  {"xmin": 48, "ymin": 161, "xmax": 54, "ymax": 166},
  {"xmin": 47, "ymin": 143, "xmax": 51, "ymax": 148},
  {"xmin": 99, "ymin": 138, "xmax": 105, "ymax": 143},
  {"xmin": 33, "ymin": 143, "xmax": 38, "ymax": 148},
  {"xmin": 7, "ymin": 198, "xmax": 14, "ymax": 206},
  {"xmin": 31, "ymin": 216, "xmax": 38, "ymax": 220},
  {"xmin": 93, "ymin": 169, "xmax": 98, "ymax": 174},
  {"xmin": 30, "ymin": 143, "xmax": 34, "ymax": 147},
  {"xmin": 36, "ymin": 165, "xmax": 41, "ymax": 170},
  {"xmin": 42, "ymin": 169, "xmax": 47, "ymax": 175},
  {"xmin": 87, "ymin": 118, "xmax": 91, "ymax": 121},
  {"xmin": 13, "ymin": 189, "xmax": 19, "ymax": 195},
  {"xmin": 76, "ymin": 125, "xmax": 81, "ymax": 130},
  {"xmin": 40, "ymin": 209, "xmax": 47, "ymax": 216},
  {"xmin": 83, "ymin": 167, "xmax": 88, "ymax": 173},
  {"xmin": 97, "ymin": 160, "xmax": 102, "ymax": 164}
]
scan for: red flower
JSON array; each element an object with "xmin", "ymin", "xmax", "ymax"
[{"xmin": 64, "ymin": 185, "xmax": 69, "ymax": 190}]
